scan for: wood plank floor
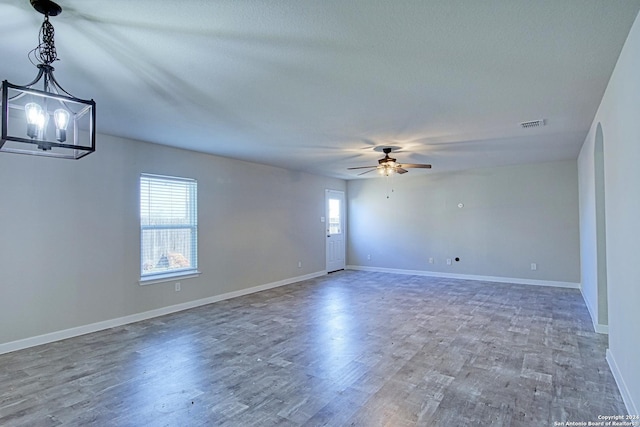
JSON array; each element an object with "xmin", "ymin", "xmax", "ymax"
[{"xmin": 0, "ymin": 271, "xmax": 626, "ymax": 426}]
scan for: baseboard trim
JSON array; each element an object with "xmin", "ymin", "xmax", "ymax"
[
  {"xmin": 580, "ymin": 287, "xmax": 609, "ymax": 334},
  {"xmin": 346, "ymin": 265, "xmax": 580, "ymax": 289},
  {"xmin": 0, "ymin": 271, "xmax": 327, "ymax": 355},
  {"xmin": 607, "ymin": 348, "xmax": 638, "ymax": 417},
  {"xmin": 593, "ymin": 323, "xmax": 609, "ymax": 334}
]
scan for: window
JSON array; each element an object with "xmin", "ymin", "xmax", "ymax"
[
  {"xmin": 140, "ymin": 174, "xmax": 198, "ymax": 282},
  {"xmin": 328, "ymin": 198, "xmax": 341, "ymax": 234}
]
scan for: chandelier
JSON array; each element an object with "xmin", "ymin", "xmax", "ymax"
[{"xmin": 0, "ymin": 0, "xmax": 95, "ymax": 159}]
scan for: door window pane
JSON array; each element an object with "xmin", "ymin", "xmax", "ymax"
[{"xmin": 329, "ymin": 198, "xmax": 341, "ymax": 235}]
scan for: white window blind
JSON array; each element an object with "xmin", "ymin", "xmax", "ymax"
[{"xmin": 140, "ymin": 174, "xmax": 198, "ymax": 280}]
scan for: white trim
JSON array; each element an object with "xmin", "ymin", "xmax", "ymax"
[
  {"xmin": 346, "ymin": 265, "xmax": 580, "ymax": 289},
  {"xmin": 593, "ymin": 323, "xmax": 609, "ymax": 334},
  {"xmin": 607, "ymin": 348, "xmax": 638, "ymax": 417},
  {"xmin": 0, "ymin": 271, "xmax": 326, "ymax": 356},
  {"xmin": 139, "ymin": 270, "xmax": 202, "ymax": 285},
  {"xmin": 580, "ymin": 287, "xmax": 609, "ymax": 334}
]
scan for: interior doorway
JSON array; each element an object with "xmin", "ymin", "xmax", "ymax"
[{"xmin": 594, "ymin": 123, "xmax": 608, "ymax": 328}]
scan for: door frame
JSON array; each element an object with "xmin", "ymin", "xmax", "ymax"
[{"xmin": 325, "ymin": 189, "xmax": 346, "ymax": 272}]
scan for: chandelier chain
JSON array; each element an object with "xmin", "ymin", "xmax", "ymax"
[
  {"xmin": 39, "ymin": 16, "xmax": 57, "ymax": 64},
  {"xmin": 29, "ymin": 15, "xmax": 58, "ymax": 66}
]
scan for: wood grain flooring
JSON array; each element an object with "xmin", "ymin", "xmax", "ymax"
[{"xmin": 0, "ymin": 270, "xmax": 627, "ymax": 426}]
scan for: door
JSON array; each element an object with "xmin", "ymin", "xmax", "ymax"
[{"xmin": 325, "ymin": 189, "xmax": 345, "ymax": 272}]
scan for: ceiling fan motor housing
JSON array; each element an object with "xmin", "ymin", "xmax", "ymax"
[{"xmin": 379, "ymin": 156, "xmax": 396, "ymax": 165}]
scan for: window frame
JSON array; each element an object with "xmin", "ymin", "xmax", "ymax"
[{"xmin": 139, "ymin": 173, "xmax": 200, "ymax": 285}]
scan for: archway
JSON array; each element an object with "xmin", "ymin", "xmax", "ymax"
[{"xmin": 594, "ymin": 123, "xmax": 608, "ymax": 327}]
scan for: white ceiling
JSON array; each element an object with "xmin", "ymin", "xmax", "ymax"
[{"xmin": 2, "ymin": 0, "xmax": 639, "ymax": 179}]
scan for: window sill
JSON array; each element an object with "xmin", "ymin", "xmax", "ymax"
[{"xmin": 139, "ymin": 270, "xmax": 201, "ymax": 286}]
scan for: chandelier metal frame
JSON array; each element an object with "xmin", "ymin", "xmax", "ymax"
[{"xmin": 0, "ymin": 0, "xmax": 96, "ymax": 159}]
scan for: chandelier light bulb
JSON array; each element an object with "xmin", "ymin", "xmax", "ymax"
[
  {"xmin": 54, "ymin": 108, "xmax": 70, "ymax": 142},
  {"xmin": 25, "ymin": 102, "xmax": 45, "ymax": 138},
  {"xmin": 25, "ymin": 102, "xmax": 43, "ymax": 125},
  {"xmin": 54, "ymin": 108, "xmax": 69, "ymax": 130}
]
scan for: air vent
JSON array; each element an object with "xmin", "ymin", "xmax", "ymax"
[{"xmin": 520, "ymin": 119, "xmax": 545, "ymax": 129}]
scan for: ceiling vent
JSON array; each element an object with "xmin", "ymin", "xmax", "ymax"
[{"xmin": 520, "ymin": 119, "xmax": 545, "ymax": 129}]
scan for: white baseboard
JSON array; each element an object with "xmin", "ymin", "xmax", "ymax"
[
  {"xmin": 593, "ymin": 323, "xmax": 609, "ymax": 334},
  {"xmin": 607, "ymin": 348, "xmax": 639, "ymax": 417},
  {"xmin": 346, "ymin": 265, "xmax": 580, "ymax": 289},
  {"xmin": 580, "ymin": 287, "xmax": 609, "ymax": 334},
  {"xmin": 0, "ymin": 271, "xmax": 326, "ymax": 356}
]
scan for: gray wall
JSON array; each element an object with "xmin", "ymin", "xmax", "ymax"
[
  {"xmin": 0, "ymin": 133, "xmax": 344, "ymax": 346},
  {"xmin": 578, "ymin": 11, "xmax": 640, "ymax": 415},
  {"xmin": 347, "ymin": 160, "xmax": 580, "ymax": 284}
]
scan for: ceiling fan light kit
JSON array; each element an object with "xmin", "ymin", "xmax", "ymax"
[
  {"xmin": 348, "ymin": 147, "xmax": 431, "ymax": 177},
  {"xmin": 0, "ymin": 0, "xmax": 96, "ymax": 159}
]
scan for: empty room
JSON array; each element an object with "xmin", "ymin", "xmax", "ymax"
[{"xmin": 1, "ymin": 1, "xmax": 639, "ymax": 426}]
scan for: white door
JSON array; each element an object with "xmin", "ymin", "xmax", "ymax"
[{"xmin": 326, "ymin": 189, "xmax": 345, "ymax": 272}]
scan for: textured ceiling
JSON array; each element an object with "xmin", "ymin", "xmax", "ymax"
[{"xmin": 1, "ymin": 0, "xmax": 639, "ymax": 179}]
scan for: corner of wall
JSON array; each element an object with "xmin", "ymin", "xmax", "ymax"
[{"xmin": 580, "ymin": 284, "xmax": 608, "ymax": 334}]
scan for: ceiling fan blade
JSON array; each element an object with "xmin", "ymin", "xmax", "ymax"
[
  {"xmin": 396, "ymin": 168, "xmax": 408, "ymax": 174},
  {"xmin": 400, "ymin": 163, "xmax": 432, "ymax": 169},
  {"xmin": 358, "ymin": 169, "xmax": 377, "ymax": 176},
  {"xmin": 347, "ymin": 165, "xmax": 378, "ymax": 170}
]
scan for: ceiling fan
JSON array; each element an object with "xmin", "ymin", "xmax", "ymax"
[{"xmin": 348, "ymin": 147, "xmax": 432, "ymax": 176}]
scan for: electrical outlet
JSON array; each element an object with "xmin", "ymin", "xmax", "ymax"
[
  {"xmin": 367, "ymin": 254, "xmax": 371, "ymax": 260},
  {"xmin": 175, "ymin": 282, "xmax": 181, "ymax": 292},
  {"xmin": 428, "ymin": 257, "xmax": 434, "ymax": 264},
  {"xmin": 446, "ymin": 258, "xmax": 452, "ymax": 265},
  {"xmin": 531, "ymin": 263, "xmax": 537, "ymax": 271},
  {"xmin": 298, "ymin": 261, "xmax": 302, "ymax": 268}
]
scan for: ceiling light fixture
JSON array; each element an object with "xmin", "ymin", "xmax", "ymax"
[
  {"xmin": 348, "ymin": 147, "xmax": 431, "ymax": 176},
  {"xmin": 378, "ymin": 149, "xmax": 397, "ymax": 176},
  {"xmin": 1, "ymin": 0, "xmax": 95, "ymax": 159},
  {"xmin": 378, "ymin": 162, "xmax": 397, "ymax": 177}
]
